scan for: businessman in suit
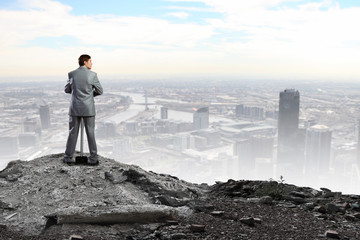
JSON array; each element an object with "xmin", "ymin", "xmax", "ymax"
[{"xmin": 63, "ymin": 54, "xmax": 103, "ymax": 165}]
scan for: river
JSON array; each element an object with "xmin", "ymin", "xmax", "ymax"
[{"xmin": 106, "ymin": 91, "xmax": 234, "ymax": 124}]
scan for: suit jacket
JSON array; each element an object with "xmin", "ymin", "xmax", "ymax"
[{"xmin": 65, "ymin": 66, "xmax": 103, "ymax": 116}]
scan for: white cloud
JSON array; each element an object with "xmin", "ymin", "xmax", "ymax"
[
  {"xmin": 19, "ymin": 0, "xmax": 72, "ymax": 12},
  {"xmin": 0, "ymin": 1, "xmax": 213, "ymax": 49},
  {"xmin": 1, "ymin": 0, "xmax": 360, "ymax": 80},
  {"xmin": 165, "ymin": 11, "xmax": 190, "ymax": 18}
]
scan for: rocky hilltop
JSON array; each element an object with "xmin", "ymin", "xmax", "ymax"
[{"xmin": 0, "ymin": 154, "xmax": 360, "ymax": 240}]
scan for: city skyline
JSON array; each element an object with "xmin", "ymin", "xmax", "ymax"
[
  {"xmin": 1, "ymin": 80, "xmax": 360, "ymax": 194},
  {"xmin": 1, "ymin": 0, "xmax": 360, "ymax": 81}
]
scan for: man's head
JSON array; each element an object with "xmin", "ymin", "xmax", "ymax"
[{"xmin": 78, "ymin": 54, "xmax": 92, "ymax": 69}]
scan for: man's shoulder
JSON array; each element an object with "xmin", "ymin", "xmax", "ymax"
[
  {"xmin": 68, "ymin": 67, "xmax": 81, "ymax": 75},
  {"xmin": 68, "ymin": 67, "xmax": 97, "ymax": 77},
  {"xmin": 88, "ymin": 70, "xmax": 98, "ymax": 78}
]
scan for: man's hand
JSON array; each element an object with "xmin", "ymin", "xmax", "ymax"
[{"xmin": 64, "ymin": 77, "xmax": 73, "ymax": 94}]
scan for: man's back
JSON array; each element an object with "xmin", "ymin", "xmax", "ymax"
[{"xmin": 65, "ymin": 66, "xmax": 103, "ymax": 116}]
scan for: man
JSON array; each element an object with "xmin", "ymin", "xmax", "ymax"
[{"xmin": 63, "ymin": 54, "xmax": 103, "ymax": 165}]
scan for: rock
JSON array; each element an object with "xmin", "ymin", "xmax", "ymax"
[
  {"xmin": 204, "ymin": 204, "xmax": 215, "ymax": 210},
  {"xmin": 259, "ymin": 196, "xmax": 273, "ymax": 205},
  {"xmin": 210, "ymin": 211, "xmax": 224, "ymax": 216},
  {"xmin": 325, "ymin": 230, "xmax": 340, "ymax": 239},
  {"xmin": 188, "ymin": 202, "xmax": 208, "ymax": 213},
  {"xmin": 288, "ymin": 196, "xmax": 307, "ymax": 205},
  {"xmin": 230, "ymin": 191, "xmax": 243, "ymax": 197},
  {"xmin": 189, "ymin": 224, "xmax": 205, "ymax": 232},
  {"xmin": 326, "ymin": 203, "xmax": 340, "ymax": 214},
  {"xmin": 229, "ymin": 212, "xmax": 239, "ymax": 221},
  {"xmin": 290, "ymin": 191, "xmax": 308, "ymax": 198},
  {"xmin": 254, "ymin": 218, "xmax": 262, "ymax": 224},
  {"xmin": 170, "ymin": 233, "xmax": 187, "ymax": 239},
  {"xmin": 243, "ymin": 185, "xmax": 254, "ymax": 193},
  {"xmin": 311, "ymin": 189, "xmax": 321, "ymax": 197},
  {"xmin": 104, "ymin": 172, "xmax": 115, "ymax": 182},
  {"xmin": 156, "ymin": 195, "xmax": 188, "ymax": 207},
  {"xmin": 304, "ymin": 202, "xmax": 316, "ymax": 211},
  {"xmin": 240, "ymin": 217, "xmax": 255, "ymax": 227},
  {"xmin": 351, "ymin": 203, "xmax": 360, "ymax": 211},
  {"xmin": 56, "ymin": 205, "xmax": 179, "ymax": 224},
  {"xmin": 0, "ymin": 179, "xmax": 8, "ymax": 187},
  {"xmin": 166, "ymin": 220, "xmax": 179, "ymax": 226},
  {"xmin": 69, "ymin": 235, "xmax": 84, "ymax": 240},
  {"xmin": 121, "ymin": 167, "xmax": 199, "ymax": 206},
  {"xmin": 59, "ymin": 167, "xmax": 69, "ymax": 174},
  {"xmin": 336, "ymin": 202, "xmax": 350, "ymax": 209},
  {"xmin": 277, "ymin": 202, "xmax": 297, "ymax": 208},
  {"xmin": 314, "ymin": 206, "xmax": 327, "ymax": 214},
  {"xmin": 314, "ymin": 212, "xmax": 327, "ymax": 219},
  {"xmin": 323, "ymin": 191, "xmax": 341, "ymax": 198},
  {"xmin": 5, "ymin": 213, "xmax": 18, "ymax": 220},
  {"xmin": 320, "ymin": 187, "xmax": 331, "ymax": 192},
  {"xmin": 0, "ymin": 200, "xmax": 14, "ymax": 210},
  {"xmin": 344, "ymin": 214, "xmax": 356, "ymax": 221},
  {"xmin": 0, "ymin": 162, "xmax": 23, "ymax": 179},
  {"xmin": 247, "ymin": 198, "xmax": 261, "ymax": 203},
  {"xmin": 6, "ymin": 173, "xmax": 22, "ymax": 182}
]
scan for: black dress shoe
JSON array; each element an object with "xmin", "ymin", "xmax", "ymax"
[{"xmin": 62, "ymin": 158, "xmax": 75, "ymax": 165}]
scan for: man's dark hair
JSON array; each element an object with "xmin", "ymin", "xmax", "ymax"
[{"xmin": 78, "ymin": 54, "xmax": 91, "ymax": 66}]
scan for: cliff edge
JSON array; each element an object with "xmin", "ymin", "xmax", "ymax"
[
  {"xmin": 0, "ymin": 154, "xmax": 202, "ymax": 239},
  {"xmin": 1, "ymin": 154, "xmax": 360, "ymax": 240}
]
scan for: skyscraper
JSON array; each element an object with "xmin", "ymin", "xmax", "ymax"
[
  {"xmin": 277, "ymin": 89, "xmax": 300, "ymax": 149},
  {"xmin": 235, "ymin": 104, "xmax": 244, "ymax": 117},
  {"xmin": 161, "ymin": 107, "xmax": 168, "ymax": 119},
  {"xmin": 39, "ymin": 104, "xmax": 50, "ymax": 129},
  {"xmin": 277, "ymin": 89, "xmax": 303, "ymax": 174},
  {"xmin": 193, "ymin": 107, "xmax": 209, "ymax": 130},
  {"xmin": 304, "ymin": 124, "xmax": 332, "ymax": 175}
]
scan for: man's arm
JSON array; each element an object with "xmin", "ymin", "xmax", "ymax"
[
  {"xmin": 93, "ymin": 73, "xmax": 103, "ymax": 97},
  {"xmin": 64, "ymin": 74, "xmax": 72, "ymax": 94}
]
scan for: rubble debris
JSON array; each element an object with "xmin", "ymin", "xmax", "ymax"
[
  {"xmin": 325, "ymin": 230, "xmax": 340, "ymax": 239},
  {"xmin": 69, "ymin": 235, "xmax": 84, "ymax": 240},
  {"xmin": 240, "ymin": 217, "xmax": 256, "ymax": 227},
  {"xmin": 210, "ymin": 210, "xmax": 224, "ymax": 216},
  {"xmin": 189, "ymin": 224, "xmax": 205, "ymax": 232},
  {"xmin": 5, "ymin": 213, "xmax": 18, "ymax": 221}
]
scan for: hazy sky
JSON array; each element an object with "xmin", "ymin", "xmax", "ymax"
[{"xmin": 1, "ymin": 0, "xmax": 360, "ymax": 81}]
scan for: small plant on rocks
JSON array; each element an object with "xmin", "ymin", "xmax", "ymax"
[{"xmin": 255, "ymin": 176, "xmax": 286, "ymax": 200}]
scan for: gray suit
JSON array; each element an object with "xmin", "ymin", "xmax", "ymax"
[{"xmin": 64, "ymin": 66, "xmax": 103, "ymax": 162}]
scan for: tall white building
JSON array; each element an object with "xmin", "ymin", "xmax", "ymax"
[
  {"xmin": 305, "ymin": 124, "xmax": 332, "ymax": 175},
  {"xmin": 173, "ymin": 133, "xmax": 195, "ymax": 151},
  {"xmin": 39, "ymin": 104, "xmax": 51, "ymax": 129}
]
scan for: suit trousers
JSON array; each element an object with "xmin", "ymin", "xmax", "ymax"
[{"xmin": 64, "ymin": 116, "xmax": 98, "ymax": 162}]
